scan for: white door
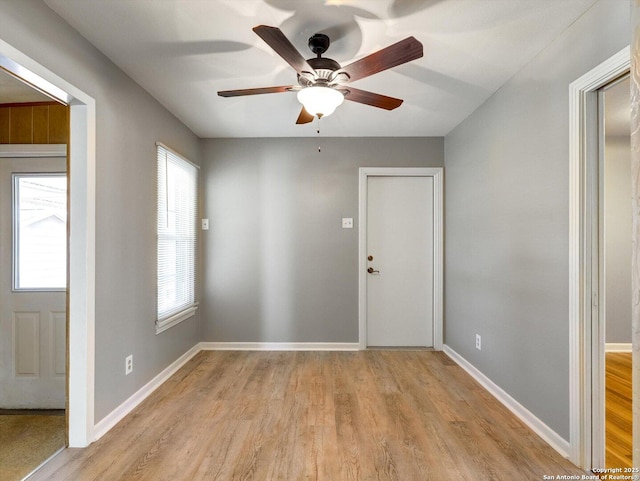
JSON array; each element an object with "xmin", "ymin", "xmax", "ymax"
[
  {"xmin": 366, "ymin": 176, "xmax": 434, "ymax": 347},
  {"xmin": 0, "ymin": 156, "xmax": 67, "ymax": 409}
]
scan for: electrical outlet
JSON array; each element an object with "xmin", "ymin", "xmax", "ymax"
[
  {"xmin": 475, "ymin": 334, "xmax": 482, "ymax": 350},
  {"xmin": 125, "ymin": 354, "xmax": 133, "ymax": 375}
]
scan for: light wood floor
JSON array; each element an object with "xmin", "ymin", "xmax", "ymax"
[
  {"xmin": 30, "ymin": 351, "xmax": 586, "ymax": 481},
  {"xmin": 606, "ymin": 352, "xmax": 632, "ymax": 468}
]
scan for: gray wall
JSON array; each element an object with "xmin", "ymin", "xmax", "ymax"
[
  {"xmin": 0, "ymin": 0, "xmax": 201, "ymax": 422},
  {"xmin": 605, "ymin": 135, "xmax": 632, "ymax": 344},
  {"xmin": 444, "ymin": 0, "xmax": 630, "ymax": 441},
  {"xmin": 200, "ymin": 137, "xmax": 443, "ymax": 342}
]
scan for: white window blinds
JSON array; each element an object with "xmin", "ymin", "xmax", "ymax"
[{"xmin": 156, "ymin": 143, "xmax": 198, "ymax": 333}]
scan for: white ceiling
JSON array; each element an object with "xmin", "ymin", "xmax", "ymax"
[
  {"xmin": 0, "ymin": 69, "xmax": 53, "ymax": 104},
  {"xmin": 43, "ymin": 0, "xmax": 599, "ymax": 138}
]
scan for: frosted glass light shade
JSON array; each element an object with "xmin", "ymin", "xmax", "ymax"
[{"xmin": 297, "ymin": 86, "xmax": 344, "ymax": 118}]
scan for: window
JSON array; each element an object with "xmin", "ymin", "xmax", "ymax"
[
  {"xmin": 156, "ymin": 143, "xmax": 198, "ymax": 333},
  {"xmin": 13, "ymin": 173, "xmax": 67, "ymax": 291}
]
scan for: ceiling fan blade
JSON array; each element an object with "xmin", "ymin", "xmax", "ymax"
[
  {"xmin": 339, "ymin": 87, "xmax": 403, "ymax": 110},
  {"xmin": 217, "ymin": 85, "xmax": 295, "ymax": 97},
  {"xmin": 253, "ymin": 25, "xmax": 315, "ymax": 75},
  {"xmin": 296, "ymin": 107, "xmax": 315, "ymax": 124},
  {"xmin": 338, "ymin": 36, "xmax": 423, "ymax": 83}
]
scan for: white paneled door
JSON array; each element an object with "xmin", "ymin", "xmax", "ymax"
[
  {"xmin": 366, "ymin": 175, "xmax": 434, "ymax": 347},
  {"xmin": 0, "ymin": 156, "xmax": 66, "ymax": 408}
]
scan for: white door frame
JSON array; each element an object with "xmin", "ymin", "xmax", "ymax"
[
  {"xmin": 0, "ymin": 41, "xmax": 96, "ymax": 447},
  {"xmin": 568, "ymin": 45, "xmax": 630, "ymax": 469},
  {"xmin": 358, "ymin": 167, "xmax": 443, "ymax": 350}
]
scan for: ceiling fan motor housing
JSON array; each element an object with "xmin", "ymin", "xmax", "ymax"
[
  {"xmin": 295, "ymin": 33, "xmax": 343, "ymax": 88},
  {"xmin": 298, "ymin": 57, "xmax": 342, "ymax": 87}
]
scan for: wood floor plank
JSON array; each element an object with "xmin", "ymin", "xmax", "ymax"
[
  {"xmin": 606, "ymin": 352, "xmax": 632, "ymax": 469},
  {"xmin": 29, "ymin": 351, "xmax": 589, "ymax": 481}
]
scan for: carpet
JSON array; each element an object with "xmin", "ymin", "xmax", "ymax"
[{"xmin": 0, "ymin": 411, "xmax": 65, "ymax": 481}]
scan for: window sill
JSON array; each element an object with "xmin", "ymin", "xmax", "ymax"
[{"xmin": 156, "ymin": 304, "xmax": 198, "ymax": 334}]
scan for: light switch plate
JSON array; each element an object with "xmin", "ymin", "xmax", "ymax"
[
  {"xmin": 342, "ymin": 218, "xmax": 353, "ymax": 229},
  {"xmin": 201, "ymin": 219, "xmax": 209, "ymax": 230}
]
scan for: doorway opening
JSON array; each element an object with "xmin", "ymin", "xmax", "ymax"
[
  {"xmin": 0, "ymin": 39, "xmax": 96, "ymax": 451},
  {"xmin": 358, "ymin": 167, "xmax": 443, "ymax": 350},
  {"xmin": 569, "ymin": 45, "xmax": 632, "ymax": 470},
  {"xmin": 597, "ymin": 74, "xmax": 632, "ymax": 468},
  {"xmin": 0, "ymin": 141, "xmax": 68, "ymax": 480}
]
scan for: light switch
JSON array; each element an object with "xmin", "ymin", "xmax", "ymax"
[
  {"xmin": 342, "ymin": 218, "xmax": 353, "ymax": 229},
  {"xmin": 201, "ymin": 219, "xmax": 209, "ymax": 230}
]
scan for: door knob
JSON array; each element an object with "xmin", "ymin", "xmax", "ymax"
[{"xmin": 367, "ymin": 267, "xmax": 380, "ymax": 274}]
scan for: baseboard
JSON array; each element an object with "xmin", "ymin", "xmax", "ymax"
[
  {"xmin": 605, "ymin": 342, "xmax": 632, "ymax": 352},
  {"xmin": 92, "ymin": 343, "xmax": 201, "ymax": 441},
  {"xmin": 199, "ymin": 342, "xmax": 360, "ymax": 351},
  {"xmin": 442, "ymin": 345, "xmax": 570, "ymax": 458}
]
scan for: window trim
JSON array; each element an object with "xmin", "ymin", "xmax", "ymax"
[
  {"xmin": 156, "ymin": 304, "xmax": 198, "ymax": 334},
  {"xmin": 12, "ymin": 172, "xmax": 68, "ymax": 292},
  {"xmin": 155, "ymin": 142, "xmax": 199, "ymax": 334}
]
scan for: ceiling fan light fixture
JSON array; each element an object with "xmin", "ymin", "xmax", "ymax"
[{"xmin": 297, "ymin": 85, "xmax": 344, "ymax": 118}]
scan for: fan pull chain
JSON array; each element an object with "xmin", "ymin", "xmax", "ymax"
[{"xmin": 317, "ymin": 115, "xmax": 321, "ymax": 153}]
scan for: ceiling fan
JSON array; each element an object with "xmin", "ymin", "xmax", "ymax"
[{"xmin": 217, "ymin": 25, "xmax": 423, "ymax": 124}]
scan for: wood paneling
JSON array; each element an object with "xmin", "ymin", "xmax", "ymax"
[
  {"xmin": 48, "ymin": 104, "xmax": 68, "ymax": 144},
  {"xmin": 10, "ymin": 106, "xmax": 33, "ymax": 143},
  {"xmin": 28, "ymin": 351, "xmax": 588, "ymax": 481},
  {"xmin": 0, "ymin": 108, "xmax": 10, "ymax": 143},
  {"xmin": 606, "ymin": 352, "xmax": 632, "ymax": 468},
  {"xmin": 0, "ymin": 102, "xmax": 68, "ymax": 144},
  {"xmin": 32, "ymin": 105, "xmax": 49, "ymax": 143}
]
